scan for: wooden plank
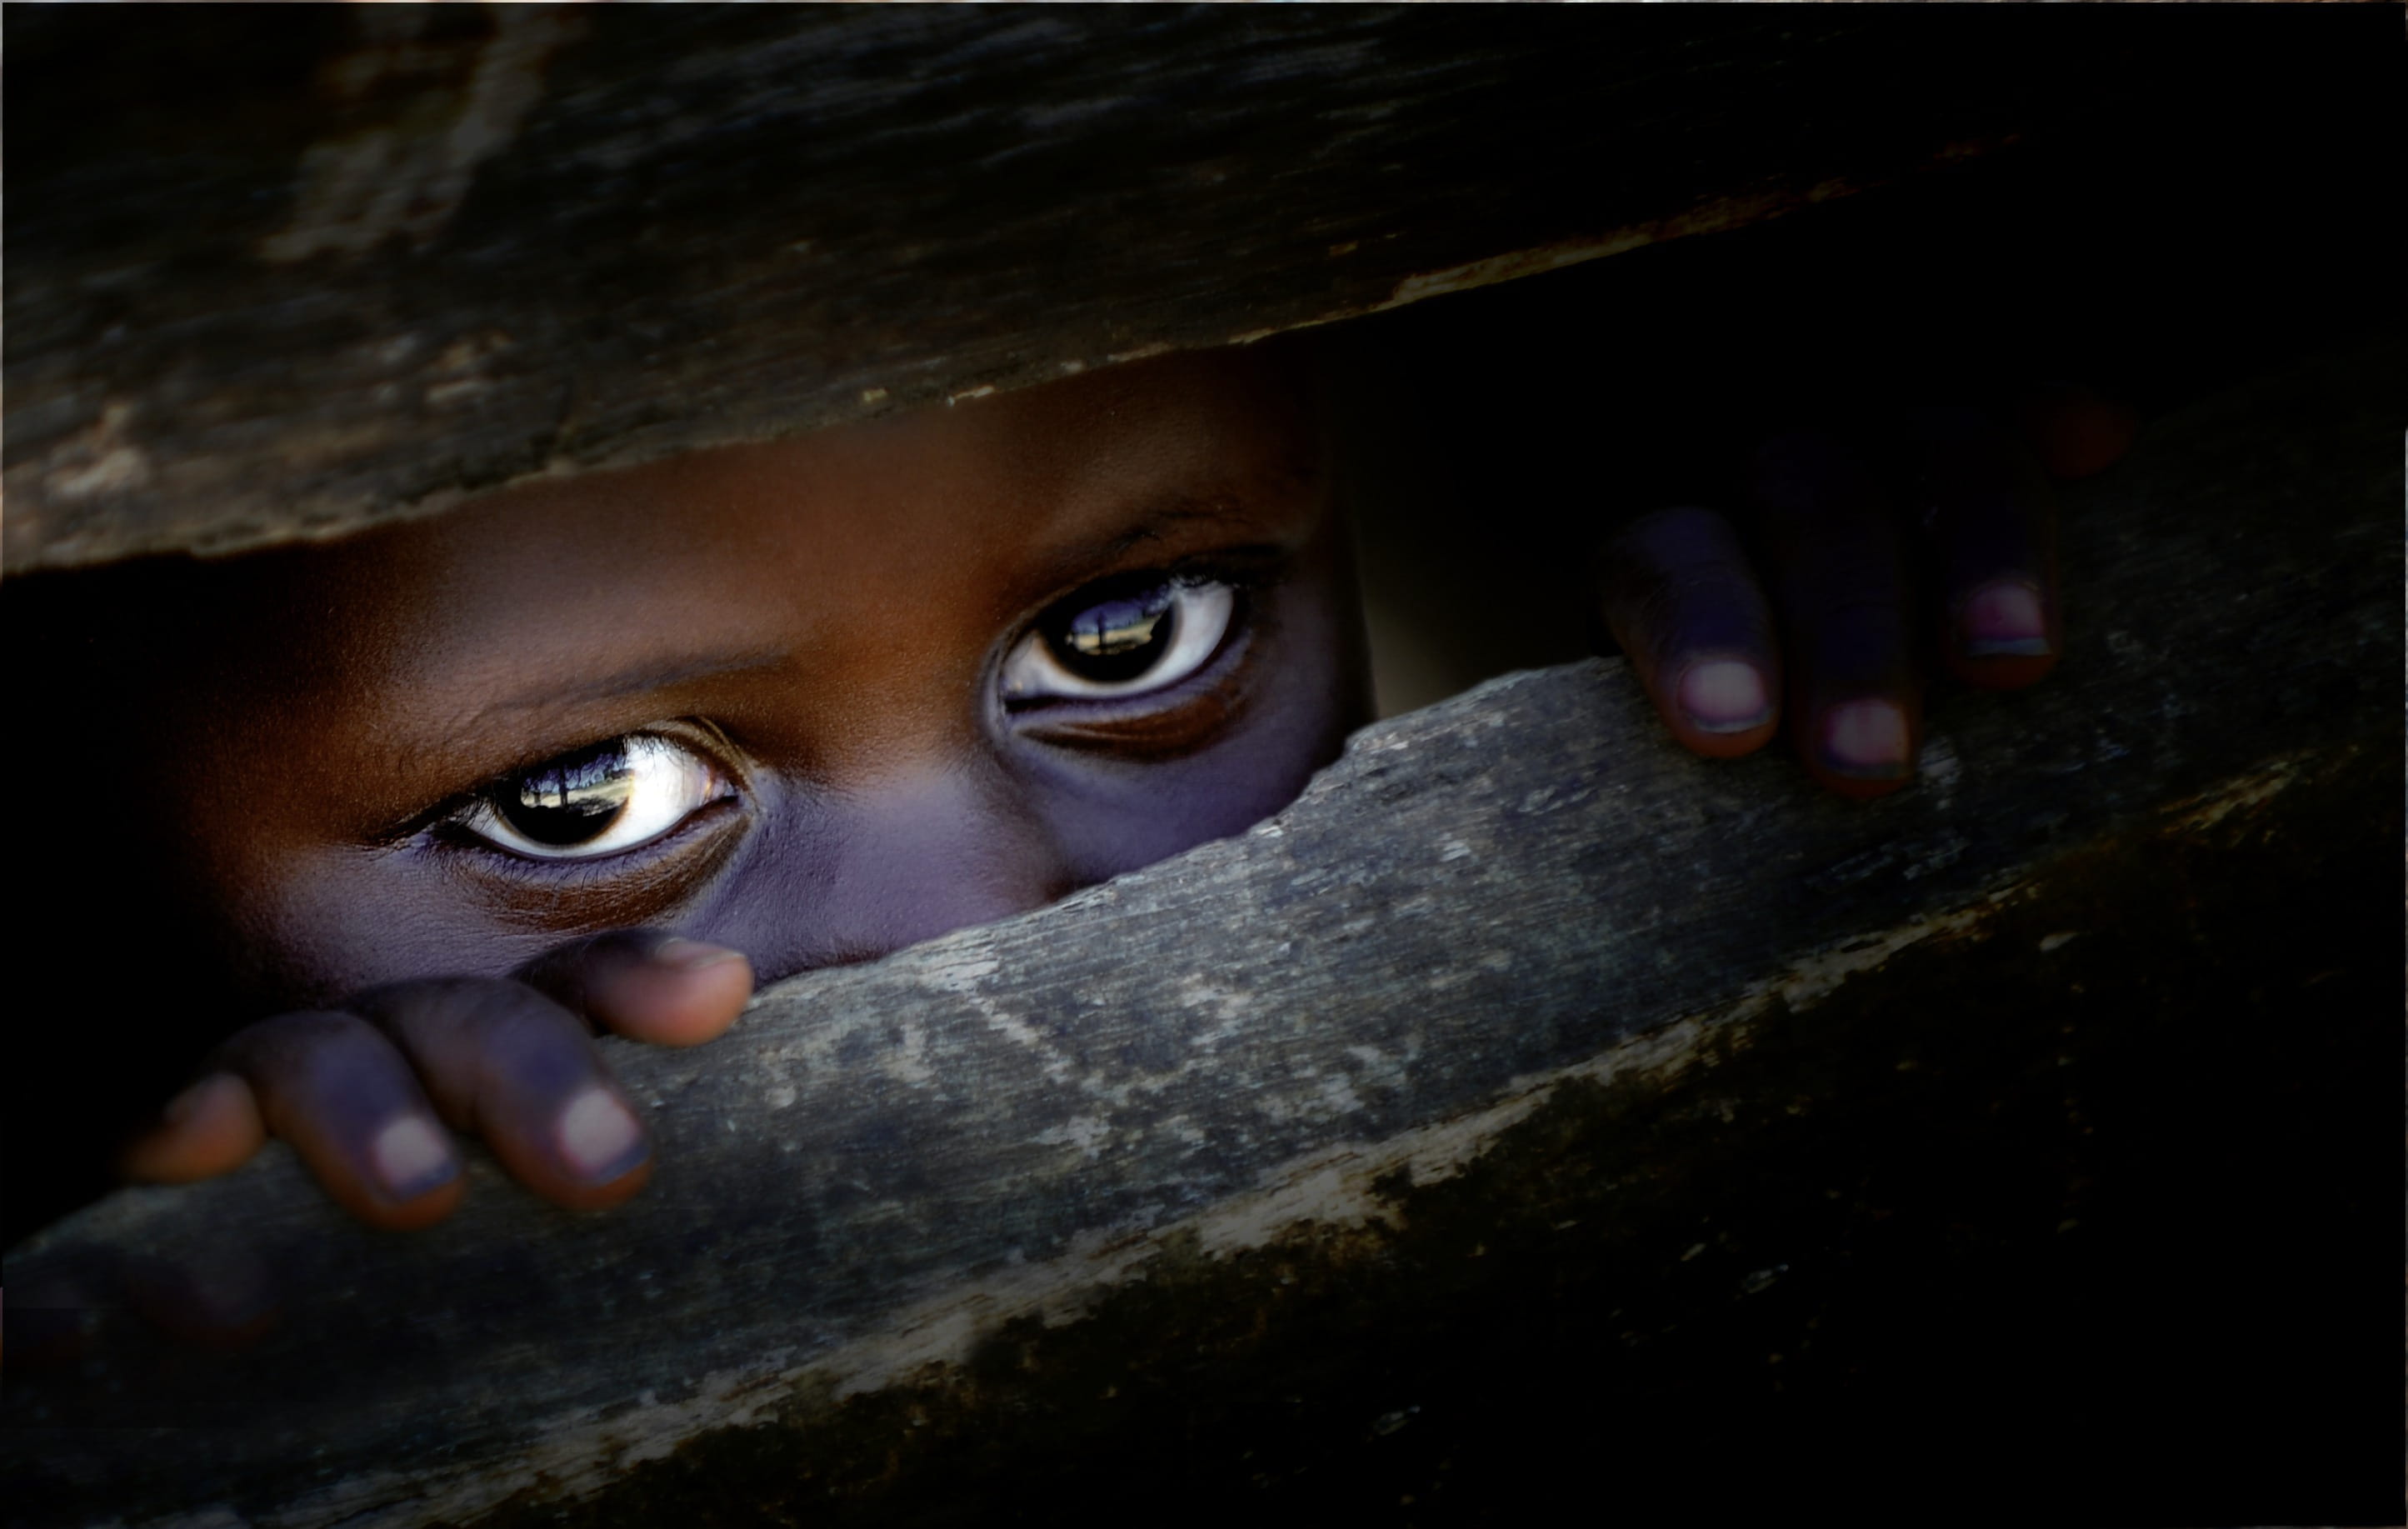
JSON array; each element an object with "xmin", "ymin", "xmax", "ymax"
[
  {"xmin": 6, "ymin": 337, "xmax": 2396, "ymax": 1527},
  {"xmin": 3, "ymin": 4, "xmax": 2264, "ymax": 572}
]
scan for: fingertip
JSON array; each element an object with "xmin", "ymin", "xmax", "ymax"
[
  {"xmin": 1596, "ymin": 505, "xmax": 1783, "ymax": 763},
  {"xmin": 557, "ymin": 1154, "xmax": 653, "ymax": 1212},
  {"xmin": 1803, "ymin": 697, "xmax": 1918, "ymax": 798},
  {"xmin": 1947, "ymin": 578, "xmax": 2060, "ymax": 691},
  {"xmin": 546, "ymin": 1084, "xmax": 654, "ymax": 1210},
  {"xmin": 362, "ymin": 1172, "xmax": 466, "ymax": 1232},
  {"xmin": 322, "ymin": 1113, "xmax": 465, "ymax": 1231},
  {"xmin": 367, "ymin": 1115, "xmax": 463, "ymax": 1200},
  {"xmin": 1679, "ymin": 657, "xmax": 1774, "ymax": 730},
  {"xmin": 651, "ymin": 936, "xmax": 747, "ymax": 975},
  {"xmin": 597, "ymin": 941, "xmax": 754, "ymax": 1047},
  {"xmin": 359, "ymin": 978, "xmax": 663, "ymax": 1216},
  {"xmin": 120, "ymin": 1073, "xmax": 267, "ymax": 1184},
  {"xmin": 344, "ymin": 1165, "xmax": 464, "ymax": 1242},
  {"xmin": 1663, "ymin": 657, "xmax": 1779, "ymax": 757}
]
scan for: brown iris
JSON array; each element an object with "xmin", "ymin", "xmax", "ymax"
[
  {"xmin": 497, "ymin": 741, "xmax": 634, "ymax": 847},
  {"xmin": 1048, "ymin": 583, "xmax": 1179, "ymax": 683}
]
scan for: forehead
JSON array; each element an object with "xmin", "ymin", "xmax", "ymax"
[
  {"xmin": 339, "ymin": 346, "xmax": 1318, "ymax": 633},
  {"xmin": 171, "ymin": 345, "xmax": 1330, "ymax": 804}
]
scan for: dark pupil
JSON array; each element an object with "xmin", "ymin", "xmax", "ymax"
[
  {"xmin": 497, "ymin": 741, "xmax": 632, "ymax": 847},
  {"xmin": 1047, "ymin": 585, "xmax": 1178, "ymax": 683}
]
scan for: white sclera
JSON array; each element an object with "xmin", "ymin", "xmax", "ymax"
[
  {"xmin": 1002, "ymin": 582, "xmax": 1236, "ymax": 702},
  {"xmin": 462, "ymin": 735, "xmax": 731, "ymax": 860}
]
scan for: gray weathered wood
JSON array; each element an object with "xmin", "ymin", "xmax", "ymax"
[
  {"xmin": 3, "ymin": 5, "xmax": 2184, "ymax": 572},
  {"xmin": 5, "ymin": 338, "xmax": 2396, "ymax": 1527}
]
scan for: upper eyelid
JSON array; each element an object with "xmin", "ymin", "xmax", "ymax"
[
  {"xmin": 1003, "ymin": 584, "xmax": 1260, "ymax": 723},
  {"xmin": 457, "ymin": 652, "xmax": 795, "ymax": 728},
  {"xmin": 1023, "ymin": 495, "xmax": 1280, "ymax": 585},
  {"xmin": 423, "ymin": 796, "xmax": 747, "ymax": 897},
  {"xmin": 386, "ymin": 720, "xmax": 743, "ymax": 847},
  {"xmin": 1012, "ymin": 543, "xmax": 1288, "ymax": 632},
  {"xmin": 1004, "ymin": 593, "xmax": 1267, "ymax": 757},
  {"xmin": 398, "ymin": 653, "xmax": 791, "ymax": 809},
  {"xmin": 396, "ymin": 548, "xmax": 1285, "ymax": 844}
]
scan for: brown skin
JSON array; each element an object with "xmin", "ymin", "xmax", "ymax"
[
  {"xmin": 117, "ymin": 347, "xmax": 1367, "ymax": 1227},
  {"xmin": 107, "ymin": 347, "xmax": 2129, "ymax": 1236}
]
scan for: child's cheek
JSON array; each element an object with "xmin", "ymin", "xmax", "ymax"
[
  {"xmin": 691, "ymin": 568, "xmax": 1363, "ymax": 985},
  {"xmin": 686, "ymin": 766, "xmax": 1077, "ymax": 982},
  {"xmin": 197, "ymin": 526, "xmax": 1368, "ymax": 1006},
  {"xmin": 221, "ymin": 847, "xmax": 572, "ymax": 1008}
]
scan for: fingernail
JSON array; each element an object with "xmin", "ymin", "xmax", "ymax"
[
  {"xmin": 1676, "ymin": 659, "xmax": 1773, "ymax": 732},
  {"xmin": 369, "ymin": 1116, "xmax": 459, "ymax": 1201},
  {"xmin": 652, "ymin": 937, "xmax": 746, "ymax": 974},
  {"xmin": 1960, "ymin": 579, "xmax": 2051, "ymax": 657},
  {"xmin": 557, "ymin": 1086, "xmax": 648, "ymax": 1182},
  {"xmin": 1821, "ymin": 699, "xmax": 1912, "ymax": 777}
]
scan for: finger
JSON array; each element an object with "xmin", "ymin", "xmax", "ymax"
[
  {"xmin": 349, "ymin": 978, "xmax": 653, "ymax": 1212},
  {"xmin": 119, "ymin": 1071, "xmax": 267, "ymax": 1184},
  {"xmin": 1907, "ymin": 408, "xmax": 2061, "ymax": 691},
  {"xmin": 209, "ymin": 1012, "xmax": 466, "ymax": 1229},
  {"xmin": 1749, "ymin": 430, "xmax": 1920, "ymax": 798},
  {"xmin": 2010, "ymin": 381, "xmax": 2138, "ymax": 481},
  {"xmin": 514, "ymin": 929, "xmax": 753, "ymax": 1048},
  {"xmin": 1594, "ymin": 507, "xmax": 1781, "ymax": 758}
]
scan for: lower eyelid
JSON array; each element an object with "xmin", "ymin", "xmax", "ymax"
[
  {"xmin": 1007, "ymin": 610, "xmax": 1265, "ymax": 758},
  {"xmin": 1006, "ymin": 577, "xmax": 1258, "ymax": 705},
  {"xmin": 427, "ymin": 729, "xmax": 745, "ymax": 859},
  {"xmin": 427, "ymin": 795, "xmax": 748, "ymax": 909}
]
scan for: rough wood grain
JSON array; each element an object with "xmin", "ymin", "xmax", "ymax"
[
  {"xmin": 6, "ymin": 339, "xmax": 2396, "ymax": 1527},
  {"xmin": 3, "ymin": 4, "xmax": 2249, "ymax": 572}
]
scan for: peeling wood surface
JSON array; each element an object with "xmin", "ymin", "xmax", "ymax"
[
  {"xmin": 2, "ymin": 3, "xmax": 2267, "ymax": 572},
  {"xmin": 6, "ymin": 339, "xmax": 2398, "ymax": 1526}
]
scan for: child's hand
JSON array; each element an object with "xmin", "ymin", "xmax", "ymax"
[
  {"xmin": 1595, "ymin": 388, "xmax": 2136, "ymax": 797},
  {"xmin": 117, "ymin": 932, "xmax": 752, "ymax": 1228}
]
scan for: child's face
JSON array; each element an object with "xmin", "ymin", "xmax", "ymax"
[{"xmin": 144, "ymin": 347, "xmax": 1366, "ymax": 1005}]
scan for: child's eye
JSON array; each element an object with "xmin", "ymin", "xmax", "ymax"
[
  {"xmin": 453, "ymin": 734, "xmax": 736, "ymax": 860},
  {"xmin": 1002, "ymin": 578, "xmax": 1238, "ymax": 703}
]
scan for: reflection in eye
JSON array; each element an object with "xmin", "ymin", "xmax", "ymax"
[
  {"xmin": 457, "ymin": 735, "xmax": 734, "ymax": 860},
  {"xmin": 1002, "ymin": 579, "xmax": 1237, "ymax": 702}
]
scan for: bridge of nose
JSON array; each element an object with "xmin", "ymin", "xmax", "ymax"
[{"xmin": 704, "ymin": 750, "xmax": 1078, "ymax": 980}]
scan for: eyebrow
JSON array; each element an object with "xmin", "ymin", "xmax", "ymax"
[
  {"xmin": 1037, "ymin": 492, "xmax": 1286, "ymax": 589},
  {"xmin": 1098, "ymin": 498, "xmax": 1239, "ymax": 554},
  {"xmin": 423, "ymin": 491, "xmax": 1298, "ymax": 752},
  {"xmin": 463, "ymin": 649, "xmax": 797, "ymax": 723},
  {"xmin": 427, "ymin": 507, "xmax": 1231, "ymax": 740}
]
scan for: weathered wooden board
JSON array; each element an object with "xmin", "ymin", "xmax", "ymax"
[
  {"xmin": 6, "ymin": 3, "xmax": 2324, "ymax": 572},
  {"xmin": 6, "ymin": 339, "xmax": 2396, "ymax": 1525}
]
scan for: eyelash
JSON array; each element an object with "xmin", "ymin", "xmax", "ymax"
[
  {"xmin": 1002, "ymin": 554, "xmax": 1276, "ymax": 711},
  {"xmin": 409, "ymin": 554, "xmax": 1281, "ymax": 873},
  {"xmin": 418, "ymin": 723, "xmax": 745, "ymax": 872}
]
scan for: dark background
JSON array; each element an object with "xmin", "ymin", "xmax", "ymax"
[
  {"xmin": 6, "ymin": 11, "xmax": 2400, "ymax": 1527},
  {"xmin": 821, "ymin": 26, "xmax": 2408, "ymax": 1526},
  {"xmin": 1335, "ymin": 34, "xmax": 2401, "ymax": 723}
]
